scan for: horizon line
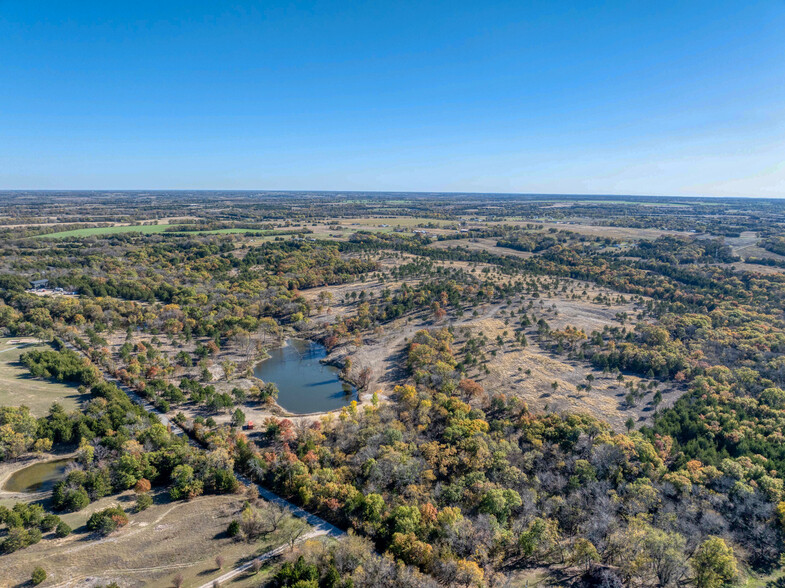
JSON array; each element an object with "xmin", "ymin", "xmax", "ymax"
[{"xmin": 0, "ymin": 189, "xmax": 782, "ymax": 200}]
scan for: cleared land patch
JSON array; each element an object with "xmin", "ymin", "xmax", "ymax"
[
  {"xmin": 38, "ymin": 225, "xmax": 290, "ymax": 239},
  {"xmin": 429, "ymin": 237, "xmax": 535, "ymax": 259},
  {"xmin": 0, "ymin": 492, "xmax": 305, "ymax": 588},
  {"xmin": 307, "ymin": 274, "xmax": 674, "ymax": 430},
  {"xmin": 463, "ymin": 315, "xmax": 678, "ymax": 431},
  {"xmin": 37, "ymin": 223, "xmax": 179, "ymax": 238},
  {"xmin": 0, "ymin": 338, "xmax": 83, "ymax": 416}
]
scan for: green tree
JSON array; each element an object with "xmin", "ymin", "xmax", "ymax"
[
  {"xmin": 643, "ymin": 525, "xmax": 686, "ymax": 586},
  {"xmin": 169, "ymin": 464, "xmax": 204, "ymax": 500},
  {"xmin": 231, "ymin": 408, "xmax": 246, "ymax": 428},
  {"xmin": 570, "ymin": 538, "xmax": 599, "ymax": 572},
  {"xmin": 478, "ymin": 488, "xmax": 522, "ymax": 524},
  {"xmin": 692, "ymin": 537, "xmax": 738, "ymax": 588}
]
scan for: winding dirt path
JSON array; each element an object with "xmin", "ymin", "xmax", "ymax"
[{"xmin": 195, "ymin": 529, "xmax": 327, "ymax": 588}]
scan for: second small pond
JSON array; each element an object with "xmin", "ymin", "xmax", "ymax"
[
  {"xmin": 4, "ymin": 458, "xmax": 71, "ymax": 493},
  {"xmin": 253, "ymin": 339, "xmax": 356, "ymax": 414}
]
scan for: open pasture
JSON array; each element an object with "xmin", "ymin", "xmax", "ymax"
[
  {"xmin": 0, "ymin": 491, "xmax": 304, "ymax": 588},
  {"xmin": 0, "ymin": 338, "xmax": 83, "ymax": 416}
]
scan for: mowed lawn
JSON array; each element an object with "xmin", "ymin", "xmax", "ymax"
[{"xmin": 0, "ymin": 338, "xmax": 83, "ymax": 415}]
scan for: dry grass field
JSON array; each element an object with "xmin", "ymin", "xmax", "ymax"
[
  {"xmin": 0, "ymin": 492, "xmax": 304, "ymax": 588},
  {"xmin": 505, "ymin": 220, "xmax": 692, "ymax": 241},
  {"xmin": 462, "ymin": 315, "xmax": 679, "ymax": 431},
  {"xmin": 0, "ymin": 338, "xmax": 84, "ymax": 416},
  {"xmin": 429, "ymin": 237, "xmax": 536, "ymax": 259},
  {"xmin": 717, "ymin": 262, "xmax": 785, "ymax": 275}
]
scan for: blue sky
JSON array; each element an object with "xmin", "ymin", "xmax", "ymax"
[{"xmin": 1, "ymin": 1, "xmax": 783, "ymax": 196}]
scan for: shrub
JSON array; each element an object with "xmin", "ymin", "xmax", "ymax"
[
  {"xmin": 231, "ymin": 408, "xmax": 246, "ymax": 427},
  {"xmin": 55, "ymin": 521, "xmax": 72, "ymax": 537},
  {"xmin": 134, "ymin": 478, "xmax": 151, "ymax": 493},
  {"xmin": 227, "ymin": 520, "xmax": 240, "ymax": 537},
  {"xmin": 1, "ymin": 508, "xmax": 23, "ymax": 528},
  {"xmin": 40, "ymin": 513, "xmax": 61, "ymax": 531},
  {"xmin": 136, "ymin": 493, "xmax": 153, "ymax": 512},
  {"xmin": 31, "ymin": 567, "xmax": 46, "ymax": 585},
  {"xmin": 86, "ymin": 507, "xmax": 128, "ymax": 535},
  {"xmin": 0, "ymin": 527, "xmax": 41, "ymax": 553},
  {"xmin": 11, "ymin": 502, "xmax": 45, "ymax": 527},
  {"xmin": 274, "ymin": 556, "xmax": 318, "ymax": 586},
  {"xmin": 52, "ymin": 482, "xmax": 90, "ymax": 512}
]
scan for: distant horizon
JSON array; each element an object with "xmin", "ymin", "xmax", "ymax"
[{"xmin": 0, "ymin": 189, "xmax": 782, "ymax": 201}]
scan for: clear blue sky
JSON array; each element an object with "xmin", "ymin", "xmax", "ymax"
[{"xmin": 1, "ymin": 1, "xmax": 783, "ymax": 196}]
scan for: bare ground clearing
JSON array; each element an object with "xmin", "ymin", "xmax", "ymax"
[
  {"xmin": 718, "ymin": 262, "xmax": 785, "ymax": 275},
  {"xmin": 461, "ymin": 316, "xmax": 680, "ymax": 431},
  {"xmin": 429, "ymin": 237, "xmax": 535, "ymax": 259},
  {"xmin": 0, "ymin": 493, "xmax": 300, "ymax": 588},
  {"xmin": 504, "ymin": 220, "xmax": 692, "ymax": 241}
]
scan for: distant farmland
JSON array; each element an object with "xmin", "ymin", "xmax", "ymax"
[
  {"xmin": 37, "ymin": 224, "xmax": 290, "ymax": 239},
  {"xmin": 36, "ymin": 224, "xmax": 177, "ymax": 238}
]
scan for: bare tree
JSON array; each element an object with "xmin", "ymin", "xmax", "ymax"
[
  {"xmin": 283, "ymin": 518, "xmax": 309, "ymax": 550},
  {"xmin": 239, "ymin": 503, "xmax": 289, "ymax": 540},
  {"xmin": 261, "ymin": 503, "xmax": 289, "ymax": 533}
]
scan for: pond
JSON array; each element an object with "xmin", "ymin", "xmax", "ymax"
[
  {"xmin": 4, "ymin": 458, "xmax": 71, "ymax": 493},
  {"xmin": 253, "ymin": 339, "xmax": 356, "ymax": 414}
]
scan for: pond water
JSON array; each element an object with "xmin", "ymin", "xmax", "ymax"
[
  {"xmin": 4, "ymin": 458, "xmax": 71, "ymax": 493},
  {"xmin": 253, "ymin": 339, "xmax": 355, "ymax": 414}
]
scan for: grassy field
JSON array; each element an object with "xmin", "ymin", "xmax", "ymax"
[
  {"xmin": 37, "ymin": 223, "xmax": 178, "ymax": 238},
  {"xmin": 557, "ymin": 200, "xmax": 692, "ymax": 207},
  {"xmin": 0, "ymin": 338, "xmax": 83, "ymax": 416},
  {"xmin": 0, "ymin": 491, "xmax": 307, "ymax": 587},
  {"xmin": 338, "ymin": 216, "xmax": 455, "ymax": 227},
  {"xmin": 175, "ymin": 228, "xmax": 280, "ymax": 235},
  {"xmin": 37, "ymin": 225, "xmax": 286, "ymax": 239}
]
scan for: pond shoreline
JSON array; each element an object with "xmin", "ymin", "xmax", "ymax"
[
  {"xmin": 0, "ymin": 451, "xmax": 77, "ymax": 499},
  {"xmin": 253, "ymin": 337, "xmax": 358, "ymax": 415}
]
